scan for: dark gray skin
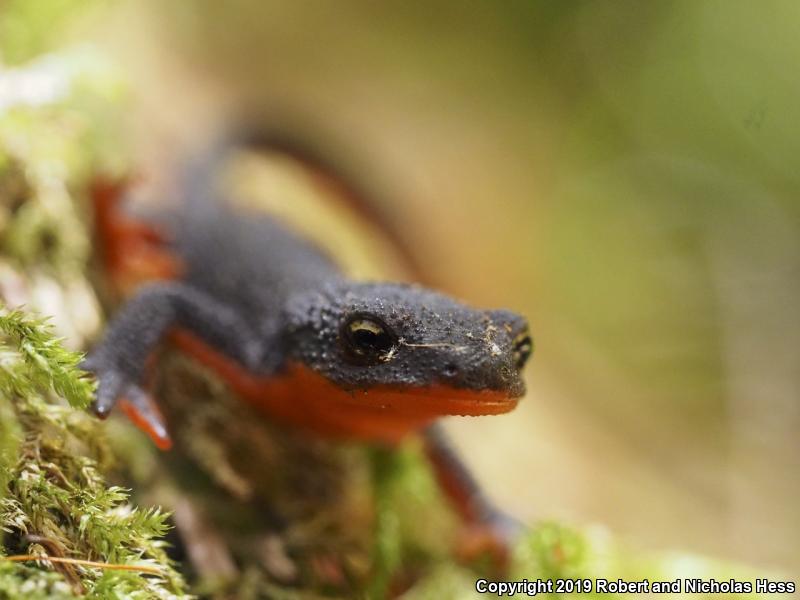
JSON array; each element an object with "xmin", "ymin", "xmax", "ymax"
[
  {"xmin": 286, "ymin": 281, "xmax": 529, "ymax": 395},
  {"xmin": 85, "ymin": 131, "xmax": 532, "ymax": 566},
  {"xmin": 87, "ymin": 210, "xmax": 530, "ymax": 406}
]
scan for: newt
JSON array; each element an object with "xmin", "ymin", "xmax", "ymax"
[{"xmin": 84, "ymin": 128, "xmax": 533, "ymax": 568}]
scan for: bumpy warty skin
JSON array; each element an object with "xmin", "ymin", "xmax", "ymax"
[
  {"xmin": 283, "ymin": 281, "xmax": 528, "ymax": 396},
  {"xmin": 169, "ymin": 198, "xmax": 530, "ymax": 397}
]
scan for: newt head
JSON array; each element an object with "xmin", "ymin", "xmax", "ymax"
[{"xmin": 283, "ymin": 281, "xmax": 532, "ymax": 418}]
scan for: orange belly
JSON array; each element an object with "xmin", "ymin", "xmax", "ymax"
[
  {"xmin": 169, "ymin": 329, "xmax": 517, "ymax": 444},
  {"xmin": 91, "ymin": 179, "xmax": 518, "ymax": 444}
]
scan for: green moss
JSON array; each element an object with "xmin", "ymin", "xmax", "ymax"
[
  {"xmin": 0, "ymin": 309, "xmax": 94, "ymax": 409},
  {"xmin": 0, "ymin": 308, "xmax": 189, "ymax": 598},
  {"xmin": 0, "ymin": 44, "xmax": 188, "ymax": 599},
  {"xmin": 0, "ymin": 561, "xmax": 78, "ymax": 600}
]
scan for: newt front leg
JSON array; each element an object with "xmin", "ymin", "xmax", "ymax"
[{"xmin": 84, "ymin": 281, "xmax": 267, "ymax": 447}]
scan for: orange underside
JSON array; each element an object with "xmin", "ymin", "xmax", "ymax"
[
  {"xmin": 170, "ymin": 329, "xmax": 517, "ymax": 443},
  {"xmin": 91, "ymin": 178, "xmax": 184, "ymax": 294},
  {"xmin": 92, "ymin": 177, "xmax": 517, "ymax": 444}
]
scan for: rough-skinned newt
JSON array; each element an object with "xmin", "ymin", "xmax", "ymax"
[{"xmin": 85, "ymin": 128, "xmax": 533, "ymax": 568}]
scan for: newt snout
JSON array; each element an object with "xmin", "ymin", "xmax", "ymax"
[
  {"xmin": 428, "ymin": 309, "xmax": 530, "ymax": 397},
  {"xmin": 284, "ymin": 282, "xmax": 531, "ymax": 419}
]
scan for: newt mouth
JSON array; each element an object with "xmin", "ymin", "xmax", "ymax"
[
  {"xmin": 342, "ymin": 384, "xmax": 522, "ymax": 418},
  {"xmin": 165, "ymin": 337, "xmax": 522, "ymax": 442}
]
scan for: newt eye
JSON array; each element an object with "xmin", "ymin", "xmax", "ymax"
[
  {"xmin": 342, "ymin": 314, "xmax": 397, "ymax": 364},
  {"xmin": 512, "ymin": 332, "xmax": 533, "ymax": 370}
]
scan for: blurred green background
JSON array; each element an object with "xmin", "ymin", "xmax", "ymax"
[{"xmin": 3, "ymin": 0, "xmax": 798, "ymax": 574}]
